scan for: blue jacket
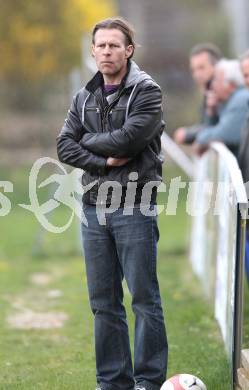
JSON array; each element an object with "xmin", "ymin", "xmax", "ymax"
[
  {"xmin": 196, "ymin": 87, "xmax": 249, "ymax": 155},
  {"xmin": 238, "ymin": 113, "xmax": 249, "ymax": 182}
]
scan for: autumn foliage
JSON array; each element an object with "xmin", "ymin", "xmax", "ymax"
[{"xmin": 0, "ymin": 0, "xmax": 116, "ymax": 83}]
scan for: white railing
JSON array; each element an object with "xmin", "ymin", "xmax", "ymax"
[{"xmin": 189, "ymin": 142, "xmax": 247, "ymax": 388}]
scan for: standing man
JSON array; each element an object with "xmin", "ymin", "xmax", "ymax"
[
  {"xmin": 239, "ymin": 51, "xmax": 249, "ymax": 184},
  {"xmin": 57, "ymin": 17, "xmax": 167, "ymax": 390},
  {"xmin": 239, "ymin": 50, "xmax": 249, "ymax": 283},
  {"xmin": 174, "ymin": 43, "xmax": 221, "ymax": 144}
]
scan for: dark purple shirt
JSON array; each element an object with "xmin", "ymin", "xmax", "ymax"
[{"xmin": 103, "ymin": 84, "xmax": 120, "ymax": 95}]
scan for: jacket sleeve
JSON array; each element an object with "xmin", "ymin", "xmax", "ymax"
[
  {"xmin": 56, "ymin": 93, "xmax": 107, "ymax": 175},
  {"xmin": 196, "ymin": 96, "xmax": 248, "ymax": 147},
  {"xmin": 80, "ymin": 83, "xmax": 165, "ymax": 158}
]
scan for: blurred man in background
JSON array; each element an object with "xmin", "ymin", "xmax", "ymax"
[
  {"xmin": 194, "ymin": 59, "xmax": 249, "ymax": 156},
  {"xmin": 174, "ymin": 43, "xmax": 221, "ymax": 144},
  {"xmin": 239, "ymin": 51, "xmax": 249, "ymax": 183},
  {"xmin": 239, "ymin": 50, "xmax": 249, "ymax": 283}
]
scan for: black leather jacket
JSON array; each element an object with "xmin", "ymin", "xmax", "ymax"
[{"xmin": 56, "ymin": 60, "xmax": 165, "ymax": 205}]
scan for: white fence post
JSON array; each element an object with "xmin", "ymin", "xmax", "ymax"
[{"xmin": 189, "ymin": 142, "xmax": 247, "ymax": 389}]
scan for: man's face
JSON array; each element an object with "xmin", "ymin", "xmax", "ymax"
[
  {"xmin": 212, "ymin": 68, "xmax": 233, "ymax": 101},
  {"xmin": 92, "ymin": 28, "xmax": 133, "ymax": 80},
  {"xmin": 241, "ymin": 58, "xmax": 249, "ymax": 88},
  {"xmin": 190, "ymin": 52, "xmax": 215, "ymax": 89}
]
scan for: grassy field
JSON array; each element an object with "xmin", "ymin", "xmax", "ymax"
[{"xmin": 0, "ymin": 164, "xmax": 247, "ymax": 389}]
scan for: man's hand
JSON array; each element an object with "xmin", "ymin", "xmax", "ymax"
[
  {"xmin": 106, "ymin": 157, "xmax": 131, "ymax": 167},
  {"xmin": 173, "ymin": 127, "xmax": 187, "ymax": 144}
]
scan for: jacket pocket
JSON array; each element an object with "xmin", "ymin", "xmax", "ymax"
[
  {"xmin": 137, "ymin": 147, "xmax": 163, "ymax": 182},
  {"xmin": 148, "ymin": 145, "xmax": 165, "ymax": 165},
  {"xmin": 83, "ymin": 107, "xmax": 102, "ymax": 132},
  {"xmin": 109, "ymin": 107, "xmax": 126, "ymax": 129}
]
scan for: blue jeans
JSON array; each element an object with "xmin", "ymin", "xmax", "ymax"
[{"xmin": 81, "ymin": 204, "xmax": 168, "ymax": 390}]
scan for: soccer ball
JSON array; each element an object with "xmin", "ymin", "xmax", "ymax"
[{"xmin": 160, "ymin": 374, "xmax": 207, "ymax": 390}]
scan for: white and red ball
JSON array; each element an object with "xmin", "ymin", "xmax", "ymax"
[{"xmin": 160, "ymin": 374, "xmax": 207, "ymax": 390}]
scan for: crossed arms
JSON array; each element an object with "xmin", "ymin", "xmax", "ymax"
[{"xmin": 57, "ymin": 83, "xmax": 164, "ymax": 174}]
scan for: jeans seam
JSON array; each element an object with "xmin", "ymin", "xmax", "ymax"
[
  {"xmin": 151, "ymin": 216, "xmax": 162, "ymax": 380},
  {"xmin": 111, "ymin": 237, "xmax": 127, "ymax": 380}
]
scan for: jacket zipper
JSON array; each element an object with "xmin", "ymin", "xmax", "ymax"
[{"xmin": 95, "ymin": 88, "xmax": 126, "ymax": 205}]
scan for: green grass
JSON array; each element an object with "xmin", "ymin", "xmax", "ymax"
[{"xmin": 0, "ymin": 164, "xmax": 244, "ymax": 389}]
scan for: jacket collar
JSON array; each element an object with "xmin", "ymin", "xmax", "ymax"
[{"xmin": 85, "ymin": 60, "xmax": 152, "ymax": 93}]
